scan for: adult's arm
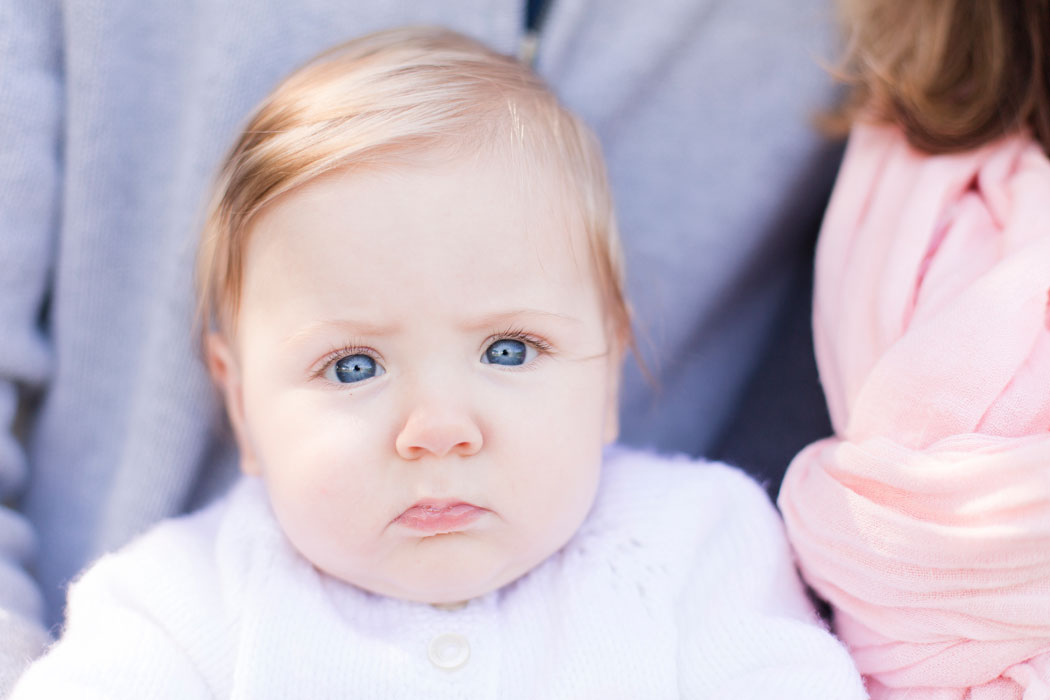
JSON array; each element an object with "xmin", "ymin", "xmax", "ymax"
[{"xmin": 0, "ymin": 0, "xmax": 63, "ymax": 692}]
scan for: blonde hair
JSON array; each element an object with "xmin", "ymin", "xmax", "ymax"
[
  {"xmin": 825, "ymin": 0, "xmax": 1050, "ymax": 155},
  {"xmin": 197, "ymin": 26, "xmax": 630, "ymax": 346}
]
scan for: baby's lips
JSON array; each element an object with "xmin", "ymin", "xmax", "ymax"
[{"xmin": 393, "ymin": 501, "xmax": 488, "ymax": 533}]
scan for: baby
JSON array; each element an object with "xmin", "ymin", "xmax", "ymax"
[{"xmin": 12, "ymin": 27, "xmax": 865, "ymax": 698}]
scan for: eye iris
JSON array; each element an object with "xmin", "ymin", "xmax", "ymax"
[
  {"xmin": 486, "ymin": 339, "xmax": 526, "ymax": 366},
  {"xmin": 334, "ymin": 354, "xmax": 376, "ymax": 383}
]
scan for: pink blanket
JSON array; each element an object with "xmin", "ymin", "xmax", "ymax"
[{"xmin": 778, "ymin": 123, "xmax": 1050, "ymax": 699}]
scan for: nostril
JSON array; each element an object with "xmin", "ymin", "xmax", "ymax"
[
  {"xmin": 394, "ymin": 407, "xmax": 483, "ymax": 460},
  {"xmin": 451, "ymin": 439, "xmax": 479, "ymax": 457}
]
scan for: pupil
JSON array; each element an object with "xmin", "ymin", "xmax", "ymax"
[
  {"xmin": 335, "ymin": 354, "xmax": 376, "ymax": 383},
  {"xmin": 486, "ymin": 339, "xmax": 526, "ymax": 366}
]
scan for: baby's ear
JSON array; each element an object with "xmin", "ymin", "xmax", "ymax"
[
  {"xmin": 205, "ymin": 333, "xmax": 261, "ymax": 476},
  {"xmin": 603, "ymin": 339, "xmax": 625, "ymax": 445},
  {"xmin": 603, "ymin": 398, "xmax": 620, "ymax": 444}
]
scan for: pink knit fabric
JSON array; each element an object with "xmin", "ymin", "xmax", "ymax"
[{"xmin": 779, "ymin": 123, "xmax": 1050, "ymax": 699}]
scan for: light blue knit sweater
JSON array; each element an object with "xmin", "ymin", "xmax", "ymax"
[{"xmin": 0, "ymin": 0, "xmax": 840, "ymax": 691}]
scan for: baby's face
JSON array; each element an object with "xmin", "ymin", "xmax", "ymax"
[{"xmin": 217, "ymin": 151, "xmax": 619, "ymax": 603}]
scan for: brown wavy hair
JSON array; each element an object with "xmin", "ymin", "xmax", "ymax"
[{"xmin": 826, "ymin": 0, "xmax": 1050, "ymax": 155}]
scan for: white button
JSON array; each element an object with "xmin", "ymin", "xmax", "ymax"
[{"xmin": 428, "ymin": 633, "xmax": 470, "ymax": 670}]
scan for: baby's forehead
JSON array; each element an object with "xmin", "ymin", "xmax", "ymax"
[
  {"xmin": 248, "ymin": 147, "xmax": 596, "ymax": 277},
  {"xmin": 198, "ymin": 27, "xmax": 624, "ymax": 341},
  {"xmin": 235, "ymin": 151, "xmax": 611, "ymax": 345}
]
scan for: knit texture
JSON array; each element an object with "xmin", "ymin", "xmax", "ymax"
[{"xmin": 12, "ymin": 449, "xmax": 866, "ymax": 699}]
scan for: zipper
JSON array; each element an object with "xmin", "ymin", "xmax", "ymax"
[{"xmin": 518, "ymin": 0, "xmax": 552, "ymax": 66}]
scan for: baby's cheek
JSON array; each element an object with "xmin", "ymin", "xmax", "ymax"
[
  {"xmin": 262, "ymin": 435, "xmax": 374, "ymax": 543},
  {"xmin": 265, "ymin": 471, "xmax": 380, "ymax": 581},
  {"xmin": 288, "ymin": 441, "xmax": 375, "ymax": 516},
  {"xmin": 509, "ymin": 449, "xmax": 601, "ymax": 544}
]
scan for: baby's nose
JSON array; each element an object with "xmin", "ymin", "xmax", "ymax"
[{"xmin": 394, "ymin": 401, "xmax": 483, "ymax": 460}]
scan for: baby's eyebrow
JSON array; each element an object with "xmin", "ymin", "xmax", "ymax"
[
  {"xmin": 281, "ymin": 318, "xmax": 398, "ymax": 347},
  {"xmin": 463, "ymin": 308, "xmax": 582, "ymax": 330}
]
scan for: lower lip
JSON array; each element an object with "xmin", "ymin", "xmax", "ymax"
[{"xmin": 394, "ymin": 503, "xmax": 486, "ymax": 533}]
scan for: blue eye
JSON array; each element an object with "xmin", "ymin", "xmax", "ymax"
[
  {"xmin": 483, "ymin": 339, "xmax": 531, "ymax": 366},
  {"xmin": 331, "ymin": 354, "xmax": 383, "ymax": 383}
]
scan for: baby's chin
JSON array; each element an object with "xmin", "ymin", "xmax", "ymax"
[{"xmin": 333, "ymin": 533, "xmax": 557, "ymax": 605}]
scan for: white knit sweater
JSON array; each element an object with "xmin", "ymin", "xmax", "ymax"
[{"xmin": 11, "ymin": 449, "xmax": 865, "ymax": 698}]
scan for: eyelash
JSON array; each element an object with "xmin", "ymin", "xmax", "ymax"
[
  {"xmin": 486, "ymin": 327, "xmax": 554, "ymax": 356},
  {"xmin": 311, "ymin": 342, "xmax": 379, "ymax": 381},
  {"xmin": 310, "ymin": 328, "xmax": 554, "ymax": 381}
]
